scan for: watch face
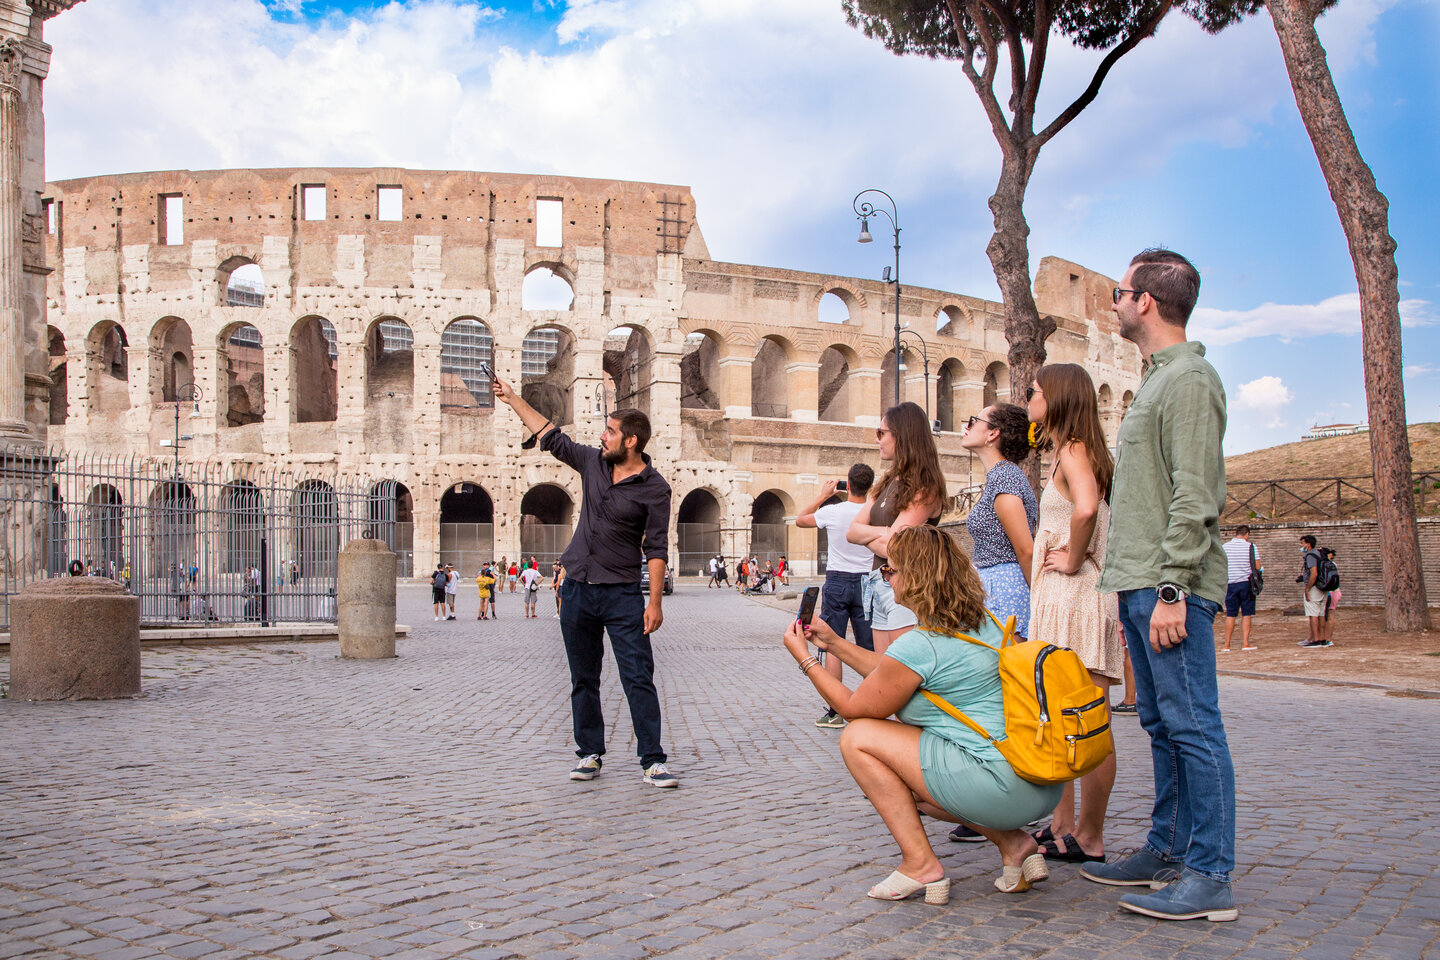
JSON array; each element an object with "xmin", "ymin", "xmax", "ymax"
[{"xmin": 1158, "ymin": 585, "xmax": 1181, "ymax": 603}]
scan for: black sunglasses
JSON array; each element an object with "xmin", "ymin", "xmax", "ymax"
[
  {"xmin": 965, "ymin": 415, "xmax": 991, "ymax": 430},
  {"xmin": 1112, "ymin": 287, "xmax": 1143, "ymax": 304}
]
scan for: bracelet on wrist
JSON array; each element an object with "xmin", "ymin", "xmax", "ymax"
[{"xmin": 798, "ymin": 655, "xmax": 821, "ymax": 675}]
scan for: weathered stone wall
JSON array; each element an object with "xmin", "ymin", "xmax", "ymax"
[{"xmin": 41, "ymin": 167, "xmax": 1142, "ymax": 573}]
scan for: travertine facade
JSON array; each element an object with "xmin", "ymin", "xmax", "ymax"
[{"xmin": 39, "ymin": 167, "xmax": 1141, "ymax": 574}]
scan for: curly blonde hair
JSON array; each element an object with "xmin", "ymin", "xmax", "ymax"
[{"xmin": 889, "ymin": 525, "xmax": 988, "ymax": 635}]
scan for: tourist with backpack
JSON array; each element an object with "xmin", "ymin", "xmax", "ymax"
[
  {"xmin": 783, "ymin": 525, "xmax": 1066, "ymax": 906},
  {"xmin": 430, "ymin": 564, "xmax": 448, "ymax": 621},
  {"xmin": 1321, "ymin": 548, "xmax": 1341, "ymax": 645},
  {"xmin": 1298, "ymin": 534, "xmax": 1333, "ymax": 647}
]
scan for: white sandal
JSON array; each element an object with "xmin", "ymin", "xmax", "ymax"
[
  {"xmin": 868, "ymin": 870, "xmax": 950, "ymax": 905},
  {"xmin": 995, "ymin": 853, "xmax": 1049, "ymax": 893}
]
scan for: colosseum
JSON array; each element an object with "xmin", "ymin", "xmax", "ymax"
[{"xmin": 37, "ymin": 168, "xmax": 1142, "ymax": 577}]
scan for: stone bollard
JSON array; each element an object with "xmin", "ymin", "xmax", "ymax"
[
  {"xmin": 337, "ymin": 538, "xmax": 397, "ymax": 659},
  {"xmin": 9, "ymin": 578, "xmax": 141, "ymax": 700}
]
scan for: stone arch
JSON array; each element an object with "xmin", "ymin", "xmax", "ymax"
[
  {"xmin": 521, "ymin": 482, "xmax": 574, "ymax": 566},
  {"xmin": 522, "ymin": 263, "xmax": 575, "ymax": 311},
  {"xmin": 937, "ymin": 358, "xmax": 966, "ymax": 433},
  {"xmin": 439, "ymin": 480, "xmax": 494, "ymax": 574},
  {"xmin": 47, "ymin": 326, "xmax": 67, "ymax": 426},
  {"xmin": 1121, "ymin": 389, "xmax": 1134, "ymax": 422},
  {"xmin": 84, "ymin": 483, "xmax": 124, "ymax": 571},
  {"xmin": 219, "ymin": 256, "xmax": 265, "ymax": 308},
  {"xmin": 751, "ymin": 335, "xmax": 792, "ymax": 418},
  {"xmin": 292, "ymin": 480, "xmax": 339, "ymax": 579},
  {"xmin": 521, "ymin": 323, "xmax": 575, "ymax": 427},
  {"xmin": 936, "ymin": 302, "xmax": 970, "ymax": 336},
  {"xmin": 369, "ymin": 480, "xmax": 414, "ymax": 576},
  {"xmin": 677, "ymin": 487, "xmax": 724, "ymax": 576},
  {"xmin": 219, "ymin": 480, "xmax": 264, "ymax": 573},
  {"xmin": 604, "ymin": 323, "xmax": 653, "ymax": 419},
  {"xmin": 749, "ymin": 489, "xmax": 793, "ymax": 565},
  {"xmin": 818, "ymin": 343, "xmax": 859, "ymax": 423},
  {"xmin": 147, "ymin": 480, "xmax": 196, "ymax": 575},
  {"xmin": 86, "ymin": 320, "xmax": 131, "ymax": 415},
  {"xmin": 680, "ymin": 330, "xmax": 721, "ymax": 410},
  {"xmin": 817, "ymin": 290, "xmax": 853, "ymax": 325},
  {"xmin": 151, "ymin": 316, "xmax": 194, "ymax": 404},
  {"xmin": 218, "ymin": 322, "xmax": 265, "ymax": 427},
  {"xmin": 440, "ymin": 317, "xmax": 495, "ymax": 412},
  {"xmin": 290, "ymin": 316, "xmax": 338, "ymax": 423},
  {"xmin": 984, "ymin": 360, "xmax": 1009, "ymax": 407}
]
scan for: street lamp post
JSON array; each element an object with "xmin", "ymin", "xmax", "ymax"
[
  {"xmin": 853, "ymin": 189, "xmax": 901, "ymax": 409},
  {"xmin": 897, "ymin": 329, "xmax": 932, "ymax": 426},
  {"xmin": 591, "ymin": 380, "xmax": 607, "ymax": 418},
  {"xmin": 165, "ymin": 382, "xmax": 201, "ymax": 479}
]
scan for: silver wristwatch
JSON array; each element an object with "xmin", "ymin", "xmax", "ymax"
[{"xmin": 1156, "ymin": 583, "xmax": 1187, "ymax": 605}]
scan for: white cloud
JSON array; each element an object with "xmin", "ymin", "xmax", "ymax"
[
  {"xmin": 1235, "ymin": 375, "xmax": 1294, "ymax": 429},
  {"xmin": 1405, "ymin": 363, "xmax": 1438, "ymax": 379},
  {"xmin": 1191, "ymin": 294, "xmax": 1437, "ymax": 346}
]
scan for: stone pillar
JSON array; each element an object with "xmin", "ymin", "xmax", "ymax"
[
  {"xmin": 787, "ymin": 360, "xmax": 819, "ymax": 422},
  {"xmin": 851, "ymin": 367, "xmax": 882, "ymax": 428},
  {"xmin": 717, "ymin": 355, "xmax": 752, "ymax": 419},
  {"xmin": 9, "ymin": 578, "xmax": 141, "ymax": 700},
  {"xmin": 337, "ymin": 538, "xmax": 397, "ymax": 659},
  {"xmin": 0, "ymin": 38, "xmax": 25, "ymax": 437}
]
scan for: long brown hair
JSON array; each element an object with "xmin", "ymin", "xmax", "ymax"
[
  {"xmin": 874, "ymin": 401, "xmax": 947, "ymax": 514},
  {"xmin": 1035, "ymin": 363, "xmax": 1114, "ymax": 499},
  {"xmin": 889, "ymin": 525, "xmax": 987, "ymax": 634}
]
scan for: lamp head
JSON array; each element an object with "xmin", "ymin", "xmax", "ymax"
[{"xmin": 857, "ymin": 218, "xmax": 872, "ymax": 244}]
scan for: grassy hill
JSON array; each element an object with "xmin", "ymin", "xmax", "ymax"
[{"xmin": 1225, "ymin": 422, "xmax": 1440, "ymax": 481}]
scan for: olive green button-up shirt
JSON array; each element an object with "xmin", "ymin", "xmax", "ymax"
[{"xmin": 1097, "ymin": 341, "xmax": 1228, "ymax": 604}]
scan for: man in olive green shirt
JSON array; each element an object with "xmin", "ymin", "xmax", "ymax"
[{"xmin": 1082, "ymin": 249, "xmax": 1238, "ymax": 923}]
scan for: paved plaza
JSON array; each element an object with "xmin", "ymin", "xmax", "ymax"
[{"xmin": 2, "ymin": 583, "xmax": 1438, "ymax": 960}]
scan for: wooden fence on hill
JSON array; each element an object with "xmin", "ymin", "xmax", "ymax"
[{"xmin": 1224, "ymin": 470, "xmax": 1440, "ymax": 522}]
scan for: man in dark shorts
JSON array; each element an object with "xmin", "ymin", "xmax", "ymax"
[{"xmin": 430, "ymin": 564, "xmax": 448, "ymax": 621}]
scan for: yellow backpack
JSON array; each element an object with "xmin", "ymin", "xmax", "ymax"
[{"xmin": 921, "ymin": 613, "xmax": 1114, "ymax": 786}]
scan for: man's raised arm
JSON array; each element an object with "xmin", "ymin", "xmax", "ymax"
[{"xmin": 492, "ymin": 377, "xmax": 555, "ymax": 439}]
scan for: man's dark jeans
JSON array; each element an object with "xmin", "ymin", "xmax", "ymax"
[
  {"xmin": 558, "ymin": 579, "xmax": 666, "ymax": 768},
  {"xmin": 820, "ymin": 570, "xmax": 874, "ymax": 651}
]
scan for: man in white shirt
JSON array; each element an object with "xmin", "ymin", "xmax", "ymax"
[
  {"xmin": 796, "ymin": 463, "xmax": 876, "ymax": 728},
  {"xmin": 707, "ymin": 554, "xmax": 719, "ymax": 588},
  {"xmin": 445, "ymin": 564, "xmax": 460, "ymax": 620},
  {"xmin": 1220, "ymin": 525, "xmax": 1260, "ymax": 651},
  {"xmin": 520, "ymin": 564, "xmax": 543, "ymax": 618}
]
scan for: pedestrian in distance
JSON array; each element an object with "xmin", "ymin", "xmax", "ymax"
[
  {"xmin": 553, "ymin": 562, "xmax": 565, "ymax": 619},
  {"xmin": 445, "ymin": 564, "xmax": 459, "ymax": 620},
  {"xmin": 508, "ymin": 560, "xmax": 519, "ymax": 593},
  {"xmin": 521, "ymin": 563, "xmax": 542, "ymax": 618},
  {"xmin": 1084, "ymin": 248, "xmax": 1238, "ymax": 923},
  {"xmin": 714, "ymin": 555, "xmax": 729, "ymax": 588},
  {"xmin": 707, "ymin": 554, "xmax": 720, "ymax": 588},
  {"xmin": 796, "ymin": 462, "xmax": 877, "ymax": 729},
  {"xmin": 846, "ymin": 402, "xmax": 947, "ymax": 657},
  {"xmin": 476, "ymin": 565, "xmax": 495, "ymax": 620},
  {"xmin": 1221, "ymin": 525, "xmax": 1261, "ymax": 651},
  {"xmin": 959, "ymin": 402, "xmax": 1038, "ymax": 638},
  {"xmin": 1321, "ymin": 547, "xmax": 1340, "ymax": 645},
  {"xmin": 785, "ymin": 524, "xmax": 1061, "ymax": 905},
  {"xmin": 1297, "ymin": 534, "xmax": 1332, "ymax": 647},
  {"xmin": 493, "ymin": 374, "xmax": 678, "ymax": 788},
  {"xmin": 430, "ymin": 564, "xmax": 448, "ymax": 621},
  {"xmin": 1024, "ymin": 362, "xmax": 1122, "ymax": 865}
]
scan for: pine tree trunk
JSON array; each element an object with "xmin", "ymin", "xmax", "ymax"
[
  {"xmin": 1267, "ymin": 0, "xmax": 1431, "ymax": 632},
  {"xmin": 986, "ymin": 151, "xmax": 1054, "ymax": 488}
]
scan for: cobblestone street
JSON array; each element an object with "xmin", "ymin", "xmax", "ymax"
[{"xmin": 2, "ymin": 583, "xmax": 1438, "ymax": 959}]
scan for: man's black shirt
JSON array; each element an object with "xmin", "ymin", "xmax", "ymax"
[{"xmin": 540, "ymin": 428, "xmax": 671, "ymax": 584}]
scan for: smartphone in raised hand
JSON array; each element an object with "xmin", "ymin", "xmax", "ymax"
[
  {"xmin": 479, "ymin": 360, "xmax": 498, "ymax": 383},
  {"xmin": 797, "ymin": 585, "xmax": 820, "ymax": 627}
]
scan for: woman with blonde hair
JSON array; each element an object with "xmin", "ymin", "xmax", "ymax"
[
  {"xmin": 1026, "ymin": 363, "xmax": 1121, "ymax": 864},
  {"xmin": 847, "ymin": 401, "xmax": 948, "ymax": 655},
  {"xmin": 784, "ymin": 525, "xmax": 1063, "ymax": 904}
]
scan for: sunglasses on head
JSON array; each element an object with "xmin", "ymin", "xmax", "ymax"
[{"xmin": 879, "ymin": 564, "xmax": 896, "ymax": 583}]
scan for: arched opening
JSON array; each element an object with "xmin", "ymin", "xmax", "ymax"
[
  {"xmin": 936, "ymin": 359, "xmax": 964, "ymax": 433},
  {"xmin": 818, "ymin": 291, "xmax": 851, "ymax": 324},
  {"xmin": 290, "ymin": 316, "xmax": 338, "ymax": 423},
  {"xmin": 751, "ymin": 337, "xmax": 789, "ymax": 418},
  {"xmin": 439, "ymin": 481, "xmax": 494, "ymax": 573},
  {"xmin": 47, "ymin": 326, "xmax": 67, "ymax": 426},
  {"xmin": 680, "ymin": 332, "xmax": 721, "ymax": 410},
  {"xmin": 938, "ymin": 305, "xmax": 965, "ymax": 335},
  {"xmin": 220, "ymin": 324, "xmax": 265, "ymax": 427},
  {"xmin": 86, "ymin": 322, "xmax": 130, "ymax": 415},
  {"xmin": 521, "ymin": 325, "xmax": 574, "ymax": 427},
  {"xmin": 677, "ymin": 489, "xmax": 722, "ymax": 577},
  {"xmin": 45, "ymin": 483, "xmax": 67, "ymax": 576},
  {"xmin": 369, "ymin": 481, "xmax": 414, "ymax": 577},
  {"xmin": 522, "ymin": 266, "xmax": 575, "ymax": 311},
  {"xmin": 224, "ymin": 261, "xmax": 265, "ymax": 308},
  {"xmin": 440, "ymin": 318, "xmax": 495, "ymax": 412},
  {"xmin": 292, "ymin": 480, "xmax": 339, "ymax": 580},
  {"xmin": 749, "ymin": 490, "xmax": 790, "ymax": 567},
  {"xmin": 1121, "ymin": 389, "xmax": 1134, "ymax": 423},
  {"xmin": 520, "ymin": 483, "xmax": 574, "ymax": 567},
  {"xmin": 366, "ymin": 318, "xmax": 415, "ymax": 453},
  {"xmin": 984, "ymin": 360, "xmax": 1008, "ymax": 408},
  {"xmin": 1097, "ymin": 383, "xmax": 1114, "ymax": 440},
  {"xmin": 220, "ymin": 481, "xmax": 263, "ymax": 574},
  {"xmin": 84, "ymin": 484, "xmax": 124, "ymax": 574},
  {"xmin": 603, "ymin": 324, "xmax": 653, "ymax": 418},
  {"xmin": 818, "ymin": 345, "xmax": 854, "ymax": 423},
  {"xmin": 147, "ymin": 481, "xmax": 196, "ymax": 582},
  {"xmin": 152, "ymin": 317, "xmax": 194, "ymax": 403}
]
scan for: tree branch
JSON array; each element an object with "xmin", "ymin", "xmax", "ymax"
[
  {"xmin": 1033, "ymin": 0, "xmax": 1174, "ymax": 151},
  {"xmin": 946, "ymin": 0, "xmax": 1013, "ymax": 143},
  {"xmin": 1021, "ymin": 0, "xmax": 1054, "ymax": 128}
]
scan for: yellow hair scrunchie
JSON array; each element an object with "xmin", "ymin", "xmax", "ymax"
[{"xmin": 1028, "ymin": 422, "xmax": 1043, "ymax": 449}]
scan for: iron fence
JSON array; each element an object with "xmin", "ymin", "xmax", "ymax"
[{"xmin": 0, "ymin": 444, "xmax": 402, "ymax": 630}]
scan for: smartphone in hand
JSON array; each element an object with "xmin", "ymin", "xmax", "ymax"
[
  {"xmin": 836, "ymin": 480, "xmax": 848, "ymax": 493},
  {"xmin": 479, "ymin": 360, "xmax": 498, "ymax": 383},
  {"xmin": 797, "ymin": 585, "xmax": 819, "ymax": 627}
]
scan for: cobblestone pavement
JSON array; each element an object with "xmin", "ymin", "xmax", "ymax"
[{"xmin": 2, "ymin": 584, "xmax": 1438, "ymax": 960}]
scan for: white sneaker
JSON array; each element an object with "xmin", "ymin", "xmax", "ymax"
[
  {"xmin": 570, "ymin": 754, "xmax": 602, "ymax": 781},
  {"xmin": 643, "ymin": 763, "xmax": 678, "ymax": 788}
]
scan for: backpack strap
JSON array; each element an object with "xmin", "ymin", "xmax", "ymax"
[
  {"xmin": 921, "ymin": 689, "xmax": 1000, "ymax": 746},
  {"xmin": 1249, "ymin": 542, "xmax": 1258, "ymax": 573}
]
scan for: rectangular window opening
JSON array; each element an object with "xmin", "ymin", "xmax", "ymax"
[
  {"xmin": 377, "ymin": 185, "xmax": 402, "ymax": 222},
  {"xmin": 536, "ymin": 198, "xmax": 562, "ymax": 247},
  {"xmin": 42, "ymin": 198, "xmax": 55, "ymax": 235},
  {"xmin": 160, "ymin": 194, "xmax": 183, "ymax": 245},
  {"xmin": 303, "ymin": 184, "xmax": 327, "ymax": 222}
]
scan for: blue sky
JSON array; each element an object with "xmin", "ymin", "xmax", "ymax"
[{"xmin": 42, "ymin": 0, "xmax": 1439, "ymax": 455}]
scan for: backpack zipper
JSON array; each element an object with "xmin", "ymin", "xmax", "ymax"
[
  {"xmin": 1064, "ymin": 723, "xmax": 1111, "ymax": 742},
  {"xmin": 1034, "ymin": 644, "xmax": 1058, "ymax": 723},
  {"xmin": 1062, "ymin": 695, "xmax": 1107, "ymax": 716}
]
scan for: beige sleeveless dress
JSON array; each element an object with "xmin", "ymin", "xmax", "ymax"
[{"xmin": 1028, "ymin": 480, "xmax": 1123, "ymax": 681}]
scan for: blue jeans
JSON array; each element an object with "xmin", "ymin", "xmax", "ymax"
[
  {"xmin": 558, "ymin": 580, "xmax": 667, "ymax": 768},
  {"xmin": 1117, "ymin": 589, "xmax": 1236, "ymax": 882},
  {"xmin": 820, "ymin": 571, "xmax": 874, "ymax": 651}
]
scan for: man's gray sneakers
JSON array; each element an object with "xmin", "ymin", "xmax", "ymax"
[
  {"xmin": 1080, "ymin": 848, "xmax": 1180, "ymax": 886},
  {"xmin": 643, "ymin": 762, "xmax": 678, "ymax": 788},
  {"xmin": 1119, "ymin": 868, "xmax": 1238, "ymax": 922},
  {"xmin": 570, "ymin": 754, "xmax": 602, "ymax": 781}
]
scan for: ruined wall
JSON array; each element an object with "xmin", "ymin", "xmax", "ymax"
[{"xmin": 42, "ymin": 167, "xmax": 1142, "ymax": 573}]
